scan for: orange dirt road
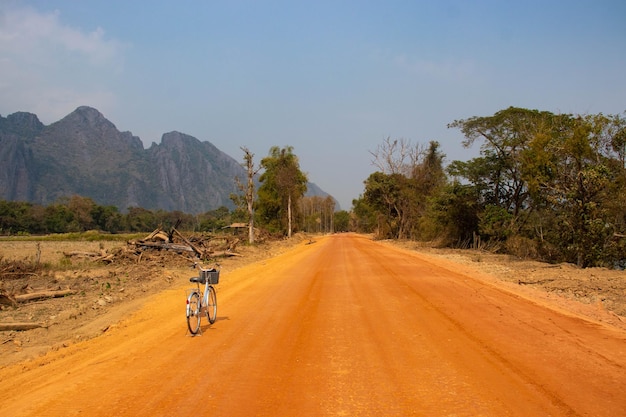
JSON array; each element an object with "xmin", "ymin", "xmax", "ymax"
[{"xmin": 1, "ymin": 234, "xmax": 625, "ymax": 416}]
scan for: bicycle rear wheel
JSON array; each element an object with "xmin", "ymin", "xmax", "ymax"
[
  {"xmin": 186, "ymin": 291, "xmax": 201, "ymax": 335},
  {"xmin": 206, "ymin": 286, "xmax": 217, "ymax": 324}
]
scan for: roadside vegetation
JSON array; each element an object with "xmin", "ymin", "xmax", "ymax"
[
  {"xmin": 353, "ymin": 107, "xmax": 626, "ymax": 268},
  {"xmin": 0, "ymin": 146, "xmax": 346, "ymax": 240},
  {"xmin": 2, "ymin": 107, "xmax": 625, "ymax": 268}
]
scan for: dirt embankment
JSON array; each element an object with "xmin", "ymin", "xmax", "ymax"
[
  {"xmin": 385, "ymin": 240, "xmax": 626, "ymax": 330},
  {"xmin": 1, "ymin": 235, "xmax": 625, "ymax": 368}
]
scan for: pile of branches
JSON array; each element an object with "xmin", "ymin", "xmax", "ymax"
[
  {"xmin": 61, "ymin": 226, "xmax": 244, "ymax": 265},
  {"xmin": 126, "ymin": 225, "xmax": 243, "ymax": 261},
  {"xmin": 0, "ymin": 257, "xmax": 73, "ymax": 329},
  {"xmin": 0, "ymin": 256, "xmax": 41, "ymax": 281}
]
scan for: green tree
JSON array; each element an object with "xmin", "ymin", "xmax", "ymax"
[
  {"xmin": 197, "ymin": 206, "xmax": 231, "ymax": 232},
  {"xmin": 363, "ymin": 138, "xmax": 446, "ymax": 240},
  {"xmin": 351, "ymin": 196, "xmax": 377, "ymax": 233},
  {"xmin": 412, "ymin": 141, "xmax": 446, "ymax": 194},
  {"xmin": 448, "ymin": 107, "xmax": 553, "ymax": 235},
  {"xmin": 412, "ymin": 141, "xmax": 447, "ymax": 238},
  {"xmin": 333, "ymin": 210, "xmax": 351, "ymax": 232},
  {"xmin": 299, "ymin": 195, "xmax": 336, "ymax": 233},
  {"xmin": 420, "ymin": 181, "xmax": 480, "ymax": 245},
  {"xmin": 126, "ymin": 207, "xmax": 158, "ymax": 232},
  {"xmin": 362, "ymin": 172, "xmax": 410, "ymax": 238},
  {"xmin": 44, "ymin": 203, "xmax": 74, "ymax": 233},
  {"xmin": 0, "ymin": 201, "xmax": 35, "ymax": 234},
  {"xmin": 91, "ymin": 204, "xmax": 123, "ymax": 233},
  {"xmin": 65, "ymin": 195, "xmax": 97, "ymax": 231},
  {"xmin": 522, "ymin": 114, "xmax": 623, "ymax": 266},
  {"xmin": 449, "ymin": 108, "xmax": 626, "ymax": 266},
  {"xmin": 257, "ymin": 146, "xmax": 308, "ymax": 237}
]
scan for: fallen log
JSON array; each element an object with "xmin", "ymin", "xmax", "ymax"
[
  {"xmin": 518, "ymin": 278, "xmax": 556, "ymax": 286},
  {"xmin": 134, "ymin": 241, "xmax": 196, "ymax": 252},
  {"xmin": 63, "ymin": 251, "xmax": 102, "ymax": 258},
  {"xmin": 0, "ymin": 322, "xmax": 47, "ymax": 331},
  {"xmin": 173, "ymin": 228, "xmax": 204, "ymax": 258},
  {"xmin": 15, "ymin": 289, "xmax": 75, "ymax": 303},
  {"xmin": 94, "ymin": 254, "xmax": 115, "ymax": 263},
  {"xmin": 211, "ymin": 251, "xmax": 243, "ymax": 258},
  {"xmin": 142, "ymin": 228, "xmax": 162, "ymax": 241}
]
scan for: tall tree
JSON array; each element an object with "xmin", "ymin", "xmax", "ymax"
[
  {"xmin": 448, "ymin": 107, "xmax": 556, "ymax": 239},
  {"xmin": 365, "ymin": 138, "xmax": 445, "ymax": 239},
  {"xmin": 450, "ymin": 108, "xmax": 545, "ymax": 212},
  {"xmin": 522, "ymin": 114, "xmax": 623, "ymax": 266},
  {"xmin": 299, "ymin": 195, "xmax": 337, "ymax": 233},
  {"xmin": 257, "ymin": 146, "xmax": 307, "ymax": 237},
  {"xmin": 370, "ymin": 136, "xmax": 421, "ymax": 177},
  {"xmin": 449, "ymin": 108, "xmax": 626, "ymax": 266},
  {"xmin": 66, "ymin": 195, "xmax": 96, "ymax": 231},
  {"xmin": 362, "ymin": 171, "xmax": 414, "ymax": 239},
  {"xmin": 412, "ymin": 141, "xmax": 447, "ymax": 238},
  {"xmin": 235, "ymin": 147, "xmax": 260, "ymax": 244},
  {"xmin": 323, "ymin": 195, "xmax": 336, "ymax": 233}
]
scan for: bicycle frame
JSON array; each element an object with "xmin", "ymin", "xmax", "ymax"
[
  {"xmin": 197, "ymin": 279, "xmax": 212, "ymax": 314},
  {"xmin": 186, "ymin": 264, "xmax": 218, "ymax": 335}
]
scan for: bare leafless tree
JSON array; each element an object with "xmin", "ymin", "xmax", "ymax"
[
  {"xmin": 238, "ymin": 147, "xmax": 261, "ymax": 244},
  {"xmin": 369, "ymin": 136, "xmax": 423, "ymax": 177}
]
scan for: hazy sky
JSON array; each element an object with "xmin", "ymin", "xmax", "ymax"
[{"xmin": 1, "ymin": 1, "xmax": 625, "ymax": 210}]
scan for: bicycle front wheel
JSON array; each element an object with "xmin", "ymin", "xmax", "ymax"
[
  {"xmin": 186, "ymin": 291, "xmax": 201, "ymax": 335},
  {"xmin": 206, "ymin": 286, "xmax": 217, "ymax": 324}
]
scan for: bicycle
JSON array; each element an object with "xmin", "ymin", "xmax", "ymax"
[{"xmin": 186, "ymin": 262, "xmax": 219, "ymax": 335}]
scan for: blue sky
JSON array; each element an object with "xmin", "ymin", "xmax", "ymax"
[{"xmin": 1, "ymin": 1, "xmax": 625, "ymax": 210}]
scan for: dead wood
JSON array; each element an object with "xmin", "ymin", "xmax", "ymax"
[
  {"xmin": 0, "ymin": 293, "xmax": 17, "ymax": 308},
  {"xmin": 14, "ymin": 289, "xmax": 75, "ymax": 303},
  {"xmin": 153, "ymin": 232, "xmax": 169, "ymax": 241},
  {"xmin": 89, "ymin": 227, "xmax": 248, "ymax": 266},
  {"xmin": 142, "ymin": 228, "xmax": 162, "ymax": 241},
  {"xmin": 518, "ymin": 278, "xmax": 556, "ymax": 286},
  {"xmin": 133, "ymin": 241, "xmax": 196, "ymax": 252},
  {"xmin": 172, "ymin": 228, "xmax": 203, "ymax": 257},
  {"xmin": 94, "ymin": 254, "xmax": 115, "ymax": 263},
  {"xmin": 211, "ymin": 251, "xmax": 243, "ymax": 257},
  {"xmin": 0, "ymin": 322, "xmax": 47, "ymax": 331},
  {"xmin": 63, "ymin": 251, "xmax": 101, "ymax": 258}
]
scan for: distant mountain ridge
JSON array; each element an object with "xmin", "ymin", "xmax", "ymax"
[{"xmin": 0, "ymin": 106, "xmax": 334, "ymax": 213}]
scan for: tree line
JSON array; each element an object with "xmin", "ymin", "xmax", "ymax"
[
  {"xmin": 0, "ymin": 196, "xmax": 236, "ymax": 235},
  {"xmin": 5, "ymin": 107, "xmax": 624, "ymax": 268},
  {"xmin": 231, "ymin": 145, "xmax": 350, "ymax": 242},
  {"xmin": 0, "ymin": 145, "xmax": 351, "ymax": 237},
  {"xmin": 352, "ymin": 107, "xmax": 626, "ymax": 268}
]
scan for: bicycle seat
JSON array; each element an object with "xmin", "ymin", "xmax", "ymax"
[{"xmin": 190, "ymin": 276, "xmax": 205, "ymax": 284}]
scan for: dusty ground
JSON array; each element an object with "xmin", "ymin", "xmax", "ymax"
[
  {"xmin": 0, "ymin": 235, "xmax": 306, "ymax": 367},
  {"xmin": 0, "ymin": 233, "xmax": 624, "ymax": 416},
  {"xmin": 0, "ymin": 234, "xmax": 624, "ymax": 369},
  {"xmin": 387, "ymin": 240, "xmax": 626, "ymax": 329}
]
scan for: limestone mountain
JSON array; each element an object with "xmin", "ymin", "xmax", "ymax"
[{"xmin": 0, "ymin": 106, "xmax": 334, "ymax": 213}]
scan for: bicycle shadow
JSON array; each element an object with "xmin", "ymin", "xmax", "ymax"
[{"xmin": 186, "ymin": 316, "xmax": 230, "ymax": 336}]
